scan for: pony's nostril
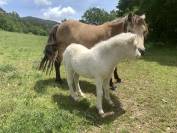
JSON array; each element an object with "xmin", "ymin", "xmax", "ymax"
[{"xmin": 138, "ymin": 48, "xmax": 145, "ymax": 56}]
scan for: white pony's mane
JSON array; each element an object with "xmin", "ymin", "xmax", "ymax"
[{"xmin": 91, "ymin": 33, "xmax": 136, "ymax": 51}]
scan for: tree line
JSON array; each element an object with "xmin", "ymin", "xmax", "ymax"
[
  {"xmin": 81, "ymin": 0, "xmax": 177, "ymax": 43},
  {"xmin": 1, "ymin": 0, "xmax": 177, "ymax": 43},
  {"xmin": 0, "ymin": 8, "xmax": 57, "ymax": 36}
]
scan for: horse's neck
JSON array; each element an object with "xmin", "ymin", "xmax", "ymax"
[{"xmin": 107, "ymin": 19, "xmax": 125, "ymax": 37}]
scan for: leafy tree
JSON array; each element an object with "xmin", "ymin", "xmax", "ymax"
[{"xmin": 81, "ymin": 7, "xmax": 117, "ymax": 25}]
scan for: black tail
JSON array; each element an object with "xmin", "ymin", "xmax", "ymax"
[
  {"xmin": 39, "ymin": 23, "xmax": 59, "ymax": 74},
  {"xmin": 47, "ymin": 24, "xmax": 59, "ymax": 45}
]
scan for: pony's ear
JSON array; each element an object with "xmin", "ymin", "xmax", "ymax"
[
  {"xmin": 140, "ymin": 14, "xmax": 146, "ymax": 19},
  {"xmin": 128, "ymin": 13, "xmax": 133, "ymax": 22}
]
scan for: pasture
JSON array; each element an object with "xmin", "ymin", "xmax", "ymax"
[{"xmin": 0, "ymin": 30, "xmax": 177, "ymax": 133}]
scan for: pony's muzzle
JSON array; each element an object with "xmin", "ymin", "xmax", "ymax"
[{"xmin": 138, "ymin": 48, "xmax": 145, "ymax": 56}]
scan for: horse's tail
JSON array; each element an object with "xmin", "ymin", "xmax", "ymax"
[
  {"xmin": 39, "ymin": 23, "xmax": 60, "ymax": 74},
  {"xmin": 47, "ymin": 24, "xmax": 59, "ymax": 45}
]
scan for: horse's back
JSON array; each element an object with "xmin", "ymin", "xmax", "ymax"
[{"xmin": 57, "ymin": 20, "xmax": 108, "ymax": 48}]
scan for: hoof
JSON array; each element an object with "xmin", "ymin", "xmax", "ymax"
[
  {"xmin": 101, "ymin": 111, "xmax": 115, "ymax": 118},
  {"xmin": 98, "ymin": 110, "xmax": 104, "ymax": 117}
]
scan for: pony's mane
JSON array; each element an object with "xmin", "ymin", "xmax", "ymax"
[{"xmin": 91, "ymin": 33, "xmax": 135, "ymax": 51}]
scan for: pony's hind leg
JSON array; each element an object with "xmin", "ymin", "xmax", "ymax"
[
  {"xmin": 74, "ymin": 73, "xmax": 85, "ymax": 98},
  {"xmin": 66, "ymin": 70, "xmax": 79, "ymax": 101}
]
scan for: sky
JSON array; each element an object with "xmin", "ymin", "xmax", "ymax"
[{"xmin": 0, "ymin": 0, "xmax": 118, "ymax": 22}]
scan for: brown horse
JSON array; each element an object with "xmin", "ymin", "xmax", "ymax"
[{"xmin": 39, "ymin": 13, "xmax": 148, "ymax": 90}]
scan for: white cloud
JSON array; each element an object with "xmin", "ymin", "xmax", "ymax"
[
  {"xmin": 34, "ymin": 0, "xmax": 52, "ymax": 6},
  {"xmin": 42, "ymin": 6, "xmax": 76, "ymax": 21},
  {"xmin": 0, "ymin": 0, "xmax": 8, "ymax": 6}
]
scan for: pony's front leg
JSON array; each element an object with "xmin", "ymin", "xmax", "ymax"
[
  {"xmin": 74, "ymin": 73, "xmax": 85, "ymax": 98},
  {"xmin": 103, "ymin": 79, "xmax": 114, "ymax": 106},
  {"xmin": 67, "ymin": 70, "xmax": 79, "ymax": 101},
  {"xmin": 95, "ymin": 78, "xmax": 104, "ymax": 115}
]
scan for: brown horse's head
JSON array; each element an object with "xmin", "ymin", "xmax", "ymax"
[
  {"xmin": 125, "ymin": 13, "xmax": 148, "ymax": 38},
  {"xmin": 125, "ymin": 13, "xmax": 148, "ymax": 55}
]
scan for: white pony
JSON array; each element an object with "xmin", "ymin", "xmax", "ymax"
[{"xmin": 63, "ymin": 32, "xmax": 145, "ymax": 116}]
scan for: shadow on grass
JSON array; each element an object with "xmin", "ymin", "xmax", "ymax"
[
  {"xmin": 142, "ymin": 45, "xmax": 177, "ymax": 67},
  {"xmin": 34, "ymin": 78, "xmax": 60, "ymax": 93},
  {"xmin": 34, "ymin": 78, "xmax": 125, "ymax": 124},
  {"xmin": 52, "ymin": 93, "xmax": 125, "ymax": 125},
  {"xmin": 34, "ymin": 78, "xmax": 96, "ymax": 94}
]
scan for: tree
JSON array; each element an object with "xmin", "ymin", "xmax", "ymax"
[{"xmin": 81, "ymin": 7, "xmax": 117, "ymax": 25}]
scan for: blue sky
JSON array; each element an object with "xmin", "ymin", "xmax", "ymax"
[{"xmin": 0, "ymin": 0, "xmax": 118, "ymax": 22}]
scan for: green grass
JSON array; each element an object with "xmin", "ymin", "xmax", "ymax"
[{"xmin": 0, "ymin": 30, "xmax": 177, "ymax": 133}]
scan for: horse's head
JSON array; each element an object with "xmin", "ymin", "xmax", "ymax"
[
  {"xmin": 125, "ymin": 13, "xmax": 148, "ymax": 55},
  {"xmin": 126, "ymin": 13, "xmax": 148, "ymax": 37}
]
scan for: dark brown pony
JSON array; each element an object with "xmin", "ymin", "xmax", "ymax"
[{"xmin": 39, "ymin": 13, "xmax": 148, "ymax": 90}]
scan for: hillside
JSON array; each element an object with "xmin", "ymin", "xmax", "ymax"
[
  {"xmin": 22, "ymin": 16, "xmax": 57, "ymax": 31},
  {"xmin": 0, "ymin": 8, "xmax": 57, "ymax": 36},
  {"xmin": 0, "ymin": 30, "xmax": 177, "ymax": 132}
]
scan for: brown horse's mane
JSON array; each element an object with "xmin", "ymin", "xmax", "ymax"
[{"xmin": 109, "ymin": 16, "xmax": 127, "ymax": 24}]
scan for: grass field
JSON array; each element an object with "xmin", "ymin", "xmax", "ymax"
[{"xmin": 0, "ymin": 30, "xmax": 177, "ymax": 133}]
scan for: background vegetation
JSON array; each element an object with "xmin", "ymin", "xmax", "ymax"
[
  {"xmin": 117, "ymin": 0, "xmax": 177, "ymax": 43},
  {"xmin": 80, "ymin": 7, "xmax": 117, "ymax": 25},
  {"xmin": 0, "ymin": 8, "xmax": 57, "ymax": 36},
  {"xmin": 1, "ymin": 0, "xmax": 177, "ymax": 43},
  {"xmin": 81, "ymin": 0, "xmax": 177, "ymax": 44}
]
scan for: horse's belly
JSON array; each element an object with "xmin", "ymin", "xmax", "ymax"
[
  {"xmin": 72, "ymin": 57, "xmax": 95, "ymax": 78},
  {"xmin": 72, "ymin": 64, "xmax": 94, "ymax": 78},
  {"xmin": 76, "ymin": 70, "xmax": 94, "ymax": 78}
]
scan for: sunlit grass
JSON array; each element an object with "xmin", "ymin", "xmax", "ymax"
[{"xmin": 0, "ymin": 30, "xmax": 177, "ymax": 132}]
